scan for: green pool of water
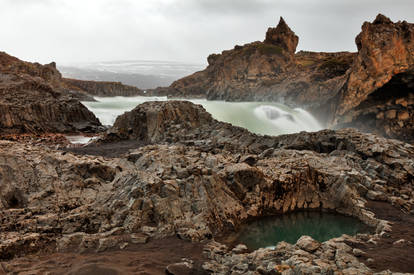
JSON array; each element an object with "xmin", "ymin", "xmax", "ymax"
[{"xmin": 227, "ymin": 211, "xmax": 370, "ymax": 250}]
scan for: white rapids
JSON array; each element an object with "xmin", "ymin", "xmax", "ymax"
[{"xmin": 81, "ymin": 96, "xmax": 323, "ymax": 136}]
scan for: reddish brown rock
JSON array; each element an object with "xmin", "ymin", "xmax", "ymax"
[
  {"xmin": 264, "ymin": 17, "xmax": 299, "ymax": 56},
  {"xmin": 333, "ymin": 14, "xmax": 414, "ymax": 142}
]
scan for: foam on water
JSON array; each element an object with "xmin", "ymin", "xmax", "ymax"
[{"xmin": 82, "ymin": 96, "xmax": 323, "ymax": 136}]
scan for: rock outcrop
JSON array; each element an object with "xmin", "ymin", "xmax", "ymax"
[
  {"xmin": 63, "ymin": 78, "xmax": 145, "ymax": 98},
  {"xmin": 0, "ymin": 52, "xmax": 102, "ymax": 134},
  {"xmin": 1, "ymin": 101, "xmax": 413, "ymax": 274},
  {"xmin": 150, "ymin": 15, "xmax": 414, "ymax": 143},
  {"xmin": 333, "ymin": 14, "xmax": 414, "ymax": 142},
  {"xmin": 150, "ymin": 17, "xmax": 355, "ymax": 121},
  {"xmin": 264, "ymin": 17, "xmax": 298, "ymax": 56}
]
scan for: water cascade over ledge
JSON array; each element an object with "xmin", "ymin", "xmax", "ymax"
[{"xmin": 82, "ymin": 96, "xmax": 323, "ymax": 136}]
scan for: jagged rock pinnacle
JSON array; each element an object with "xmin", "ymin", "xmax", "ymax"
[
  {"xmin": 264, "ymin": 16, "xmax": 299, "ymax": 55},
  {"xmin": 373, "ymin": 13, "xmax": 393, "ymax": 25}
]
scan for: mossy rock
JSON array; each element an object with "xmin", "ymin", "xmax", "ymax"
[
  {"xmin": 319, "ymin": 58, "xmax": 351, "ymax": 70},
  {"xmin": 257, "ymin": 44, "xmax": 284, "ymax": 56}
]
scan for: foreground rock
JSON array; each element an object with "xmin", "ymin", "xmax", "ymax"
[
  {"xmin": 0, "ymin": 52, "xmax": 102, "ymax": 134},
  {"xmin": 1, "ymin": 101, "xmax": 413, "ymax": 274},
  {"xmin": 150, "ymin": 15, "xmax": 414, "ymax": 143}
]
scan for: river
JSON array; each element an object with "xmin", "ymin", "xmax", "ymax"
[{"xmin": 81, "ymin": 96, "xmax": 323, "ymax": 136}]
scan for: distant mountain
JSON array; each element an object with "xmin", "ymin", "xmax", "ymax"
[{"xmin": 58, "ymin": 60, "xmax": 205, "ymax": 89}]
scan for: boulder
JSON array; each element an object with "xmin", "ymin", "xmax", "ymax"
[{"xmin": 296, "ymin": 236, "xmax": 321, "ymax": 253}]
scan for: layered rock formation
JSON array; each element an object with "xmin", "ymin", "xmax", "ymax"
[
  {"xmin": 150, "ymin": 15, "xmax": 414, "ymax": 143},
  {"xmin": 1, "ymin": 101, "xmax": 413, "ymax": 274},
  {"xmin": 63, "ymin": 78, "xmax": 145, "ymax": 98},
  {"xmin": 0, "ymin": 52, "xmax": 102, "ymax": 134}
]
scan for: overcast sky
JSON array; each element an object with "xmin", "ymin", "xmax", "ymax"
[{"xmin": 1, "ymin": 0, "xmax": 413, "ymax": 65}]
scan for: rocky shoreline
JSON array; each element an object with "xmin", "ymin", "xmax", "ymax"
[{"xmin": 0, "ymin": 101, "xmax": 413, "ymax": 274}]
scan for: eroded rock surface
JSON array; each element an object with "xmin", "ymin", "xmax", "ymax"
[
  {"xmin": 0, "ymin": 52, "xmax": 102, "ymax": 134},
  {"xmin": 1, "ymin": 101, "xmax": 413, "ymax": 274}
]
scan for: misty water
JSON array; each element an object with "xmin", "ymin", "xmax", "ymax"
[
  {"xmin": 224, "ymin": 212, "xmax": 370, "ymax": 250},
  {"xmin": 82, "ymin": 96, "xmax": 323, "ymax": 136}
]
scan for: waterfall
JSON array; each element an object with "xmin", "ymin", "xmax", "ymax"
[{"xmin": 82, "ymin": 96, "xmax": 323, "ymax": 137}]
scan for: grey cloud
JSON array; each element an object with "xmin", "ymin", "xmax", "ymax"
[{"xmin": 0, "ymin": 0, "xmax": 413, "ymax": 65}]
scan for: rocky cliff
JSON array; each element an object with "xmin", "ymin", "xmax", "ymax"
[
  {"xmin": 1, "ymin": 101, "xmax": 413, "ymax": 274},
  {"xmin": 0, "ymin": 51, "xmax": 102, "ymax": 134},
  {"xmin": 333, "ymin": 14, "xmax": 414, "ymax": 142},
  {"xmin": 63, "ymin": 78, "xmax": 145, "ymax": 98},
  {"xmin": 150, "ymin": 15, "xmax": 414, "ymax": 143},
  {"xmin": 151, "ymin": 17, "xmax": 355, "ymax": 119}
]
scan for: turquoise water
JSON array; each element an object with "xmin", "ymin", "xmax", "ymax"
[
  {"xmin": 227, "ymin": 212, "xmax": 370, "ymax": 250},
  {"xmin": 82, "ymin": 96, "xmax": 323, "ymax": 136}
]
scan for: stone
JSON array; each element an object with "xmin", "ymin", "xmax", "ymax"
[
  {"xmin": 296, "ymin": 236, "xmax": 321, "ymax": 253},
  {"xmin": 130, "ymin": 233, "xmax": 149, "ymax": 244},
  {"xmin": 352, "ymin": 248, "xmax": 366, "ymax": 257},
  {"xmin": 232, "ymin": 244, "xmax": 248, "ymax": 254},
  {"xmin": 395, "ymin": 98, "xmax": 408, "ymax": 107},
  {"xmin": 385, "ymin": 110, "xmax": 397, "ymax": 119},
  {"xmin": 166, "ymin": 261, "xmax": 194, "ymax": 275},
  {"xmin": 398, "ymin": 111, "xmax": 410, "ymax": 120},
  {"xmin": 366, "ymin": 190, "xmax": 387, "ymax": 201}
]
